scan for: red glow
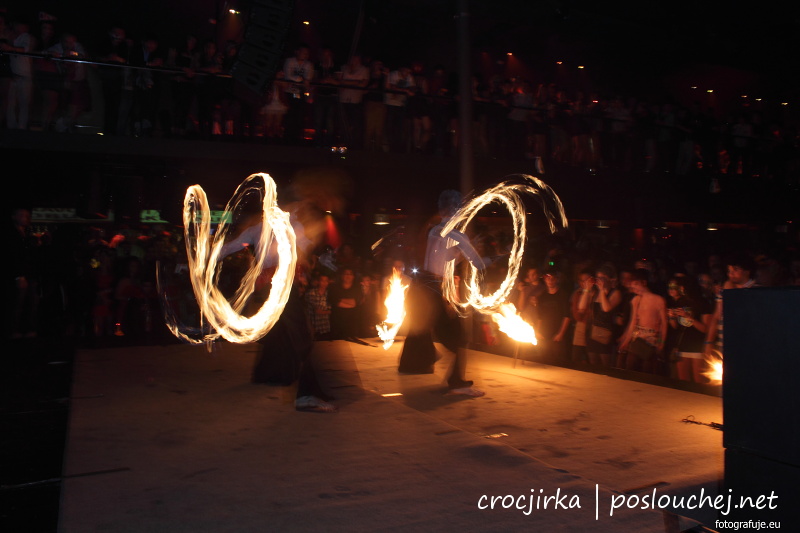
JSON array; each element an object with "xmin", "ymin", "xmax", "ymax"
[{"xmin": 325, "ymin": 214, "xmax": 341, "ymax": 249}]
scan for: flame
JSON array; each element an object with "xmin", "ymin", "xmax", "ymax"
[
  {"xmin": 376, "ymin": 268, "xmax": 409, "ymax": 349},
  {"xmin": 166, "ymin": 173, "xmax": 296, "ymax": 344},
  {"xmin": 490, "ymin": 303, "xmax": 537, "ymax": 344},
  {"xmin": 440, "ymin": 174, "xmax": 567, "ymax": 316},
  {"xmin": 703, "ymin": 353, "xmax": 723, "ymax": 384}
]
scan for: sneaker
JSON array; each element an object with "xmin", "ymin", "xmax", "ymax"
[
  {"xmin": 447, "ymin": 387, "xmax": 485, "ymax": 397},
  {"xmin": 295, "ymin": 395, "xmax": 337, "ymax": 413}
]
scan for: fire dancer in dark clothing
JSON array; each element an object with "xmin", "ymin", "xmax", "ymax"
[{"xmin": 398, "ymin": 190, "xmax": 486, "ymax": 397}]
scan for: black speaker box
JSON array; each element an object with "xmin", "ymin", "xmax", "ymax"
[
  {"xmin": 723, "ymin": 287, "xmax": 800, "ymax": 464},
  {"xmin": 722, "ymin": 287, "xmax": 800, "ymax": 528}
]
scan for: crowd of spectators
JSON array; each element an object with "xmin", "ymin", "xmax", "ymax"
[
  {"xmin": 4, "ymin": 11, "xmax": 799, "ymax": 386},
  {"xmin": 2, "ymin": 13, "xmax": 800, "ymax": 186},
  {"xmin": 9, "ymin": 201, "xmax": 799, "ymax": 389}
]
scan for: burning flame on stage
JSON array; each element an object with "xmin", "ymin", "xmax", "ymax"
[
  {"xmin": 376, "ymin": 268, "xmax": 410, "ymax": 349},
  {"xmin": 703, "ymin": 353, "xmax": 723, "ymax": 385},
  {"xmin": 490, "ymin": 303, "xmax": 538, "ymax": 345}
]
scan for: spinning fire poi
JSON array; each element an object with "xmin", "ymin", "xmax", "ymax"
[
  {"xmin": 395, "ymin": 175, "xmax": 567, "ymax": 389},
  {"xmin": 162, "ymin": 173, "xmax": 297, "ymax": 345}
]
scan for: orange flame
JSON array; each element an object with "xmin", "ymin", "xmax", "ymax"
[
  {"xmin": 703, "ymin": 352, "xmax": 723, "ymax": 384},
  {"xmin": 490, "ymin": 303, "xmax": 537, "ymax": 345},
  {"xmin": 376, "ymin": 268, "xmax": 409, "ymax": 349}
]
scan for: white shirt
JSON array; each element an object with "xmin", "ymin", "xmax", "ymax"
[
  {"xmin": 283, "ymin": 57, "xmax": 313, "ymax": 94},
  {"xmin": 10, "ymin": 32, "xmax": 32, "ymax": 77},
  {"xmin": 339, "ymin": 64, "xmax": 369, "ymax": 104},
  {"xmin": 424, "ymin": 221, "xmax": 485, "ymax": 277},
  {"xmin": 385, "ymin": 70, "xmax": 414, "ymax": 107}
]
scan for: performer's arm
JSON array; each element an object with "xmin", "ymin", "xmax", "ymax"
[
  {"xmin": 444, "ymin": 229, "xmax": 486, "ymax": 270},
  {"xmin": 219, "ymin": 224, "xmax": 263, "ymax": 259}
]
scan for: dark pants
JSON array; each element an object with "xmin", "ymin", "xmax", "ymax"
[
  {"xmin": 284, "ymin": 94, "xmax": 309, "ymax": 144},
  {"xmin": 398, "ymin": 272, "xmax": 470, "ymax": 388},
  {"xmin": 253, "ymin": 290, "xmax": 326, "ymax": 399}
]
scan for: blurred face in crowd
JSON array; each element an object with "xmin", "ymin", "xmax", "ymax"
[
  {"xmin": 667, "ymin": 279, "xmax": 681, "ymax": 302},
  {"xmin": 697, "ymin": 273, "xmax": 713, "ymax": 293},
  {"xmin": 630, "ymin": 279, "xmax": 646, "ymax": 295},
  {"xmin": 12, "ymin": 208, "xmax": 31, "ymax": 228},
  {"xmin": 62, "ymin": 34, "xmax": 77, "ymax": 52},
  {"xmin": 341, "ymin": 269, "xmax": 355, "ymax": 287},
  {"xmin": 727, "ymin": 265, "xmax": 750, "ymax": 285}
]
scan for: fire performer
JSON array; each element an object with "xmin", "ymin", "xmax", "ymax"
[
  {"xmin": 398, "ymin": 190, "xmax": 486, "ymax": 397},
  {"xmin": 220, "ymin": 210, "xmax": 336, "ymax": 412}
]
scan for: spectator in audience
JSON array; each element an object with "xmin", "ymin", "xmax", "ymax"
[
  {"xmin": 534, "ymin": 267, "xmax": 571, "ymax": 364},
  {"xmin": 0, "ymin": 12, "xmax": 13, "ymax": 126},
  {"xmin": 261, "ymin": 74, "xmax": 288, "ymax": 140},
  {"xmin": 34, "ymin": 20, "xmax": 59, "ymax": 131},
  {"xmin": 619, "ymin": 268, "xmax": 667, "ymax": 374},
  {"xmin": 195, "ymin": 39, "xmax": 222, "ymax": 138},
  {"xmin": 585, "ymin": 263, "xmax": 623, "ymax": 367},
  {"xmin": 570, "ymin": 269, "xmax": 593, "ymax": 365},
  {"xmin": 97, "ymin": 25, "xmax": 132, "ymax": 135},
  {"xmin": 407, "ymin": 61, "xmax": 431, "ymax": 153},
  {"xmin": 9, "ymin": 207, "xmax": 40, "ymax": 338},
  {"xmin": 282, "ymin": 43, "xmax": 313, "ymax": 144},
  {"xmin": 130, "ymin": 33, "xmax": 163, "ymax": 137},
  {"xmin": 312, "ymin": 47, "xmax": 338, "ymax": 147},
  {"xmin": 363, "ymin": 58, "xmax": 387, "ymax": 151},
  {"xmin": 668, "ymin": 275, "xmax": 713, "ymax": 383},
  {"xmin": 47, "ymin": 32, "xmax": 89, "ymax": 133},
  {"xmin": 338, "ymin": 54, "xmax": 369, "ymax": 148},
  {"xmin": 3, "ymin": 19, "xmax": 33, "ymax": 129},
  {"xmin": 305, "ymin": 273, "xmax": 332, "ymax": 340},
  {"xmin": 168, "ymin": 34, "xmax": 199, "ymax": 137},
  {"xmin": 328, "ymin": 267, "xmax": 362, "ymax": 340},
  {"xmin": 385, "ymin": 64, "xmax": 414, "ymax": 152}
]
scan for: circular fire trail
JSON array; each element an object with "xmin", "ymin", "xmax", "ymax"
[
  {"xmin": 441, "ymin": 174, "xmax": 568, "ymax": 316},
  {"xmin": 170, "ymin": 173, "xmax": 296, "ymax": 344}
]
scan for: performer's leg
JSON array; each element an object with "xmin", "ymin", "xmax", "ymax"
[{"xmin": 398, "ymin": 281, "xmax": 437, "ymax": 373}]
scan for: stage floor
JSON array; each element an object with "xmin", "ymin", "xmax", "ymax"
[{"xmin": 60, "ymin": 339, "xmax": 723, "ymax": 532}]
